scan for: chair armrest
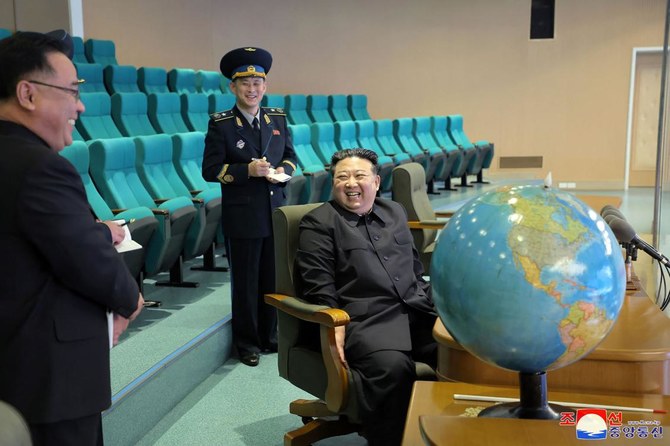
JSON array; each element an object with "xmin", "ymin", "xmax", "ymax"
[
  {"xmin": 110, "ymin": 208, "xmax": 128, "ymax": 215},
  {"xmin": 408, "ymin": 220, "xmax": 447, "ymax": 230},
  {"xmin": 151, "ymin": 208, "xmax": 169, "ymax": 216},
  {"xmin": 264, "ymin": 293, "xmax": 349, "ymax": 327},
  {"xmin": 190, "ymin": 189, "xmax": 203, "ymax": 196},
  {"xmin": 191, "ymin": 197, "xmax": 205, "ymax": 205},
  {"xmin": 154, "ymin": 198, "xmax": 169, "ymax": 205},
  {"xmin": 434, "ymin": 211, "xmax": 454, "ymax": 218}
]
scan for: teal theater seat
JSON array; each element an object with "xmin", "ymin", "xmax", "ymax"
[
  {"xmin": 328, "ymin": 94, "xmax": 354, "ymax": 122},
  {"xmin": 431, "ymin": 116, "xmax": 472, "ymax": 184},
  {"xmin": 180, "ymin": 93, "xmax": 210, "ymax": 132},
  {"xmin": 208, "ymin": 92, "xmax": 236, "ymax": 114},
  {"xmin": 76, "ymin": 63, "xmax": 106, "ymax": 93},
  {"xmin": 393, "ymin": 118, "xmax": 442, "ymax": 192},
  {"xmin": 262, "ymin": 94, "xmax": 286, "ymax": 109},
  {"xmin": 77, "ymin": 92, "xmax": 124, "ymax": 140},
  {"xmin": 310, "ymin": 122, "xmax": 339, "ymax": 166},
  {"xmin": 352, "ymin": 120, "xmax": 395, "ymax": 191},
  {"xmin": 347, "ymin": 94, "xmax": 371, "ymax": 120},
  {"xmin": 135, "ymin": 134, "xmax": 223, "ymax": 272},
  {"xmin": 84, "ymin": 39, "xmax": 117, "ymax": 66},
  {"xmin": 196, "ymin": 70, "xmax": 223, "ymax": 94},
  {"xmin": 168, "ymin": 68, "xmax": 197, "ymax": 94},
  {"xmin": 89, "ymin": 137, "xmax": 198, "ymax": 286},
  {"xmin": 138, "ymin": 66, "xmax": 169, "ymax": 94},
  {"xmin": 0, "ymin": 28, "xmax": 12, "ymax": 40},
  {"xmin": 285, "ymin": 94, "xmax": 312, "ymax": 125},
  {"xmin": 306, "ymin": 95, "xmax": 333, "ymax": 123},
  {"xmin": 72, "ymin": 36, "xmax": 89, "ymax": 64},
  {"xmin": 446, "ymin": 114, "xmax": 494, "ymax": 184},
  {"xmin": 333, "ymin": 120, "xmax": 393, "ymax": 192},
  {"xmin": 147, "ymin": 92, "xmax": 191, "ymax": 134},
  {"xmin": 413, "ymin": 116, "xmax": 460, "ymax": 191},
  {"xmin": 111, "ymin": 92, "xmax": 157, "ymax": 137},
  {"xmin": 104, "ymin": 64, "xmax": 140, "ymax": 94},
  {"xmin": 289, "ymin": 124, "xmax": 330, "ymax": 203},
  {"xmin": 372, "ymin": 119, "xmax": 412, "ymax": 166},
  {"xmin": 60, "ymin": 141, "xmax": 158, "ymax": 286}
]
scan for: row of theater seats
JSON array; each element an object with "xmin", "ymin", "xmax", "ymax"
[{"xmin": 60, "ymin": 132, "xmax": 226, "ymax": 289}]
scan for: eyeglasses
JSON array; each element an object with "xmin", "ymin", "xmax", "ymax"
[{"xmin": 26, "ymin": 79, "xmax": 85, "ymax": 101}]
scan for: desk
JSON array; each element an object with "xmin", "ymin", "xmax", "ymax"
[
  {"xmin": 402, "ymin": 381, "xmax": 670, "ymax": 445},
  {"xmin": 435, "ymin": 287, "xmax": 670, "ymax": 395}
]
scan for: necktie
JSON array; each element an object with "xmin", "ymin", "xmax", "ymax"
[{"xmin": 252, "ymin": 117, "xmax": 260, "ymax": 131}]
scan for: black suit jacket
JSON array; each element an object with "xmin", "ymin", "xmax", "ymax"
[
  {"xmin": 0, "ymin": 121, "xmax": 139, "ymax": 423},
  {"xmin": 202, "ymin": 106, "xmax": 297, "ymax": 239},
  {"xmin": 295, "ymin": 198, "xmax": 435, "ymax": 359}
]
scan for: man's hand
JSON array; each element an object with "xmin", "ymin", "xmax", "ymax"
[
  {"xmin": 266, "ymin": 166, "xmax": 286, "ymax": 184},
  {"xmin": 111, "ymin": 293, "xmax": 144, "ymax": 346},
  {"xmin": 248, "ymin": 158, "xmax": 271, "ymax": 177},
  {"xmin": 101, "ymin": 220, "xmax": 126, "ymax": 245},
  {"xmin": 335, "ymin": 325, "xmax": 347, "ymax": 369}
]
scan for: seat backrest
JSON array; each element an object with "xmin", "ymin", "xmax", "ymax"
[
  {"xmin": 273, "ymin": 203, "xmax": 323, "ymax": 297},
  {"xmin": 446, "ymin": 114, "xmax": 474, "ymax": 148},
  {"xmin": 348, "ymin": 94, "xmax": 371, "ymax": 120},
  {"xmin": 168, "ymin": 68, "xmax": 197, "ymax": 94},
  {"xmin": 89, "ymin": 137, "xmax": 156, "ymax": 209},
  {"xmin": 328, "ymin": 94, "xmax": 353, "ymax": 122},
  {"xmin": 111, "ymin": 92, "xmax": 156, "ymax": 137},
  {"xmin": 171, "ymin": 132, "xmax": 212, "ymax": 191},
  {"xmin": 393, "ymin": 117, "xmax": 423, "ymax": 157},
  {"xmin": 76, "ymin": 63, "xmax": 106, "ymax": 93},
  {"xmin": 333, "ymin": 120, "xmax": 358, "ymax": 151},
  {"xmin": 196, "ymin": 70, "xmax": 223, "ymax": 94},
  {"xmin": 137, "ymin": 66, "xmax": 169, "ymax": 94},
  {"xmin": 104, "ymin": 64, "xmax": 140, "ymax": 94},
  {"xmin": 262, "ymin": 94, "xmax": 286, "ymax": 109},
  {"xmin": 180, "ymin": 92, "xmax": 210, "ymax": 132},
  {"xmin": 354, "ymin": 119, "xmax": 383, "ymax": 153},
  {"xmin": 147, "ymin": 92, "xmax": 191, "ymax": 134},
  {"xmin": 208, "ymin": 92, "xmax": 236, "ymax": 114},
  {"xmin": 285, "ymin": 94, "xmax": 312, "ymax": 125},
  {"xmin": 310, "ymin": 122, "xmax": 338, "ymax": 165},
  {"xmin": 0, "ymin": 28, "xmax": 13, "ymax": 41},
  {"xmin": 289, "ymin": 124, "xmax": 324, "ymax": 169},
  {"xmin": 134, "ymin": 134, "xmax": 192, "ymax": 199},
  {"xmin": 84, "ymin": 39, "xmax": 117, "ymax": 66},
  {"xmin": 60, "ymin": 141, "xmax": 115, "ymax": 220},
  {"xmin": 391, "ymin": 163, "xmax": 437, "ymax": 252},
  {"xmin": 413, "ymin": 116, "xmax": 440, "ymax": 150},
  {"xmin": 431, "ymin": 116, "xmax": 451, "ymax": 148},
  {"xmin": 77, "ymin": 92, "xmax": 124, "ymax": 140},
  {"xmin": 72, "ymin": 36, "xmax": 89, "ymax": 64},
  {"xmin": 307, "ymin": 95, "xmax": 333, "ymax": 123},
  {"xmin": 374, "ymin": 119, "xmax": 404, "ymax": 156}
]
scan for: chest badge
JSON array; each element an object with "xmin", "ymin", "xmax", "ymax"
[
  {"xmin": 273, "ymin": 129, "xmax": 280, "ymax": 135},
  {"xmin": 236, "ymin": 139, "xmax": 245, "ymax": 149}
]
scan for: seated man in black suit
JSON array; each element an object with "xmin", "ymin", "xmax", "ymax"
[
  {"xmin": 295, "ymin": 148, "xmax": 437, "ymax": 446},
  {"xmin": 0, "ymin": 30, "xmax": 143, "ymax": 445}
]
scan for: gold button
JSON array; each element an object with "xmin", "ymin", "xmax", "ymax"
[{"xmin": 223, "ymin": 174, "xmax": 234, "ymax": 183}]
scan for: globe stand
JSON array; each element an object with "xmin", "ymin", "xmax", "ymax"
[{"xmin": 478, "ymin": 371, "xmax": 573, "ymax": 420}]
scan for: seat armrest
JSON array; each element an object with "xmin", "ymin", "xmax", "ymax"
[
  {"xmin": 154, "ymin": 198, "xmax": 169, "ymax": 205},
  {"xmin": 264, "ymin": 293, "xmax": 349, "ymax": 327},
  {"xmin": 110, "ymin": 208, "xmax": 128, "ymax": 214},
  {"xmin": 190, "ymin": 189, "xmax": 203, "ymax": 196},
  {"xmin": 434, "ymin": 211, "xmax": 454, "ymax": 218},
  {"xmin": 408, "ymin": 220, "xmax": 447, "ymax": 230},
  {"xmin": 191, "ymin": 197, "xmax": 205, "ymax": 205},
  {"xmin": 151, "ymin": 208, "xmax": 169, "ymax": 216}
]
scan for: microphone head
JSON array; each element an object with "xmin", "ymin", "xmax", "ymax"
[
  {"xmin": 601, "ymin": 207, "xmax": 626, "ymax": 221},
  {"xmin": 600, "ymin": 204, "xmax": 618, "ymax": 216},
  {"xmin": 603, "ymin": 214, "xmax": 620, "ymax": 225},
  {"xmin": 608, "ymin": 216, "xmax": 636, "ymax": 244}
]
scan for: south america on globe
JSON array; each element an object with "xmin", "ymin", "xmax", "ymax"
[{"xmin": 431, "ymin": 185, "xmax": 626, "ymax": 373}]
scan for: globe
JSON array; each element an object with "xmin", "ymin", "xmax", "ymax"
[{"xmin": 431, "ymin": 185, "xmax": 626, "ymax": 376}]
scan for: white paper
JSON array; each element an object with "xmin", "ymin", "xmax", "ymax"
[
  {"xmin": 267, "ymin": 172, "xmax": 292, "ymax": 183},
  {"xmin": 113, "ymin": 220, "xmax": 143, "ymax": 253},
  {"xmin": 107, "ymin": 310, "xmax": 114, "ymax": 349}
]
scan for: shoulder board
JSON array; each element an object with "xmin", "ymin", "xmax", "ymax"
[
  {"xmin": 263, "ymin": 107, "xmax": 286, "ymax": 116},
  {"xmin": 210, "ymin": 110, "xmax": 234, "ymax": 122}
]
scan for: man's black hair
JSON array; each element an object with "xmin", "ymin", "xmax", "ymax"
[
  {"xmin": 331, "ymin": 148, "xmax": 379, "ymax": 175},
  {"xmin": 0, "ymin": 32, "xmax": 68, "ymax": 100}
]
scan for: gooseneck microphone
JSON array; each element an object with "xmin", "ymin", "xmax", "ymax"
[{"xmin": 607, "ymin": 217, "xmax": 670, "ymax": 266}]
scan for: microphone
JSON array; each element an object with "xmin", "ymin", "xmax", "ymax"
[
  {"xmin": 608, "ymin": 217, "xmax": 670, "ymax": 266},
  {"xmin": 601, "ymin": 207, "xmax": 626, "ymax": 221}
]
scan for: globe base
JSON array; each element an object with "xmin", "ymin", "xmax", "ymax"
[{"xmin": 478, "ymin": 371, "xmax": 574, "ymax": 420}]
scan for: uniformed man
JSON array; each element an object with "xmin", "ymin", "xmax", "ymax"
[{"xmin": 202, "ymin": 47, "xmax": 297, "ymax": 367}]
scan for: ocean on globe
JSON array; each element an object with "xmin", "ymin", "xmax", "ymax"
[{"xmin": 431, "ymin": 185, "xmax": 626, "ymax": 373}]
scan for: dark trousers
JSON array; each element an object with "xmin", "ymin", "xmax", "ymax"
[
  {"xmin": 30, "ymin": 412, "xmax": 103, "ymax": 446},
  {"xmin": 349, "ymin": 311, "xmax": 437, "ymax": 446},
  {"xmin": 227, "ymin": 235, "xmax": 277, "ymax": 355}
]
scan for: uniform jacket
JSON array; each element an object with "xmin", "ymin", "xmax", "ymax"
[
  {"xmin": 202, "ymin": 105, "xmax": 297, "ymax": 239},
  {"xmin": 295, "ymin": 198, "xmax": 435, "ymax": 359},
  {"xmin": 0, "ymin": 121, "xmax": 139, "ymax": 423}
]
